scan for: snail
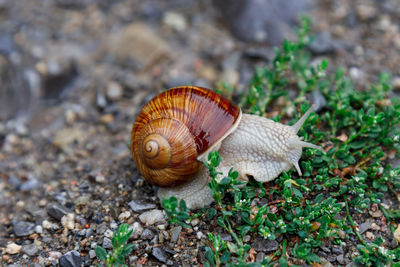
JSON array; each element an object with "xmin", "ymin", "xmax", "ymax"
[{"xmin": 131, "ymin": 86, "xmax": 321, "ymax": 209}]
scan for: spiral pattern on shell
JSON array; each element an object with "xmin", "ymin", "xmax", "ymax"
[{"xmin": 131, "ymin": 86, "xmax": 241, "ymax": 187}]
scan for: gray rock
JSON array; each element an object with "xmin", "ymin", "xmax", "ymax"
[
  {"xmin": 47, "ymin": 204, "xmax": 72, "ymax": 221},
  {"xmin": 131, "ymin": 222, "xmax": 144, "ymax": 239},
  {"xmin": 213, "ymin": 0, "xmax": 311, "ymax": 44},
  {"xmin": 85, "ymin": 228, "xmax": 94, "ymax": 238},
  {"xmin": 311, "ymin": 90, "xmax": 327, "ymax": 112},
  {"xmin": 22, "ymin": 243, "xmax": 40, "ymax": 256},
  {"xmin": 332, "ymin": 247, "xmax": 344, "ymax": 254},
  {"xmin": 170, "ymin": 226, "xmax": 182, "ymax": 243},
  {"xmin": 152, "ymin": 247, "xmax": 168, "ymax": 263},
  {"xmin": 128, "ymin": 200, "xmax": 156, "ymax": 212},
  {"xmin": 251, "ymin": 237, "xmax": 279, "ymax": 252},
  {"xmin": 256, "ymin": 252, "xmax": 266, "ymax": 262},
  {"xmin": 20, "ymin": 177, "xmax": 40, "ymax": 191},
  {"xmin": 108, "ymin": 23, "xmax": 169, "ymax": 70},
  {"xmin": 13, "ymin": 221, "xmax": 35, "ymax": 237},
  {"xmin": 102, "ymin": 237, "xmax": 112, "ymax": 249},
  {"xmin": 337, "ymin": 254, "xmax": 345, "ymax": 265},
  {"xmin": 138, "ymin": 209, "xmax": 165, "ymax": 225},
  {"xmin": 359, "ymin": 222, "xmax": 371, "ymax": 234},
  {"xmin": 59, "ymin": 250, "xmax": 82, "ymax": 267},
  {"xmin": 89, "ymin": 249, "xmax": 96, "ymax": 259},
  {"xmin": 309, "ymin": 32, "xmax": 337, "ymax": 55},
  {"xmin": 220, "ymin": 233, "xmax": 233, "ymax": 242},
  {"xmin": 140, "ymin": 229, "xmax": 154, "ymax": 240}
]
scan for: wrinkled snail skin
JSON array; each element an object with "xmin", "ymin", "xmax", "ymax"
[{"xmin": 131, "ymin": 86, "xmax": 321, "ymax": 210}]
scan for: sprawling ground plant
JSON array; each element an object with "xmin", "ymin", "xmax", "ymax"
[{"xmin": 164, "ymin": 16, "xmax": 400, "ymax": 266}]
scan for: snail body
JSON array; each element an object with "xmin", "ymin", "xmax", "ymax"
[{"xmin": 131, "ymin": 86, "xmax": 321, "ymax": 209}]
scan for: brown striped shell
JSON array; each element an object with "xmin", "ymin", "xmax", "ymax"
[{"xmin": 131, "ymin": 86, "xmax": 241, "ymax": 187}]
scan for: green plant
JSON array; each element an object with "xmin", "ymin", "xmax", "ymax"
[
  {"xmin": 95, "ymin": 223, "xmax": 134, "ymax": 267},
  {"xmin": 162, "ymin": 196, "xmax": 194, "ymax": 228},
  {"xmin": 163, "ymin": 15, "xmax": 400, "ymax": 266}
]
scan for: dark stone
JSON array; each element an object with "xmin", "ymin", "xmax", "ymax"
[
  {"xmin": 128, "ymin": 199, "xmax": 156, "ymax": 212},
  {"xmin": 332, "ymin": 247, "xmax": 344, "ymax": 254},
  {"xmin": 47, "ymin": 203, "xmax": 72, "ymax": 221},
  {"xmin": 359, "ymin": 222, "xmax": 371, "ymax": 234},
  {"xmin": 213, "ymin": 0, "xmax": 311, "ymax": 44},
  {"xmin": 20, "ymin": 177, "xmax": 40, "ymax": 191},
  {"xmin": 310, "ymin": 90, "xmax": 327, "ymax": 112},
  {"xmin": 337, "ymin": 254, "xmax": 345, "ymax": 265},
  {"xmin": 243, "ymin": 47, "xmax": 275, "ymax": 62},
  {"xmin": 0, "ymin": 34, "xmax": 17, "ymax": 55},
  {"xmin": 41, "ymin": 62, "xmax": 78, "ymax": 100},
  {"xmin": 152, "ymin": 247, "xmax": 168, "ymax": 263},
  {"xmin": 309, "ymin": 31, "xmax": 337, "ymax": 55},
  {"xmin": 170, "ymin": 226, "xmax": 182, "ymax": 243},
  {"xmin": 13, "ymin": 221, "xmax": 35, "ymax": 237},
  {"xmin": 102, "ymin": 237, "xmax": 112, "ymax": 249},
  {"xmin": 22, "ymin": 243, "xmax": 40, "ymax": 256},
  {"xmin": 59, "ymin": 250, "xmax": 82, "ymax": 267},
  {"xmin": 140, "ymin": 229, "xmax": 154, "ymax": 240},
  {"xmin": 251, "ymin": 237, "xmax": 279, "ymax": 252},
  {"xmin": 327, "ymin": 255, "xmax": 336, "ymax": 262},
  {"xmin": 220, "ymin": 233, "xmax": 233, "ymax": 242}
]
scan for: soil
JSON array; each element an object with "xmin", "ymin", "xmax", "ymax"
[{"xmin": 0, "ymin": 0, "xmax": 399, "ymax": 266}]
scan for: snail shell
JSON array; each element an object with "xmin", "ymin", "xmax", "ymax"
[{"xmin": 131, "ymin": 86, "xmax": 241, "ymax": 187}]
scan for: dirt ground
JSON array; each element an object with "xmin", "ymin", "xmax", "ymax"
[{"xmin": 0, "ymin": 0, "xmax": 399, "ymax": 266}]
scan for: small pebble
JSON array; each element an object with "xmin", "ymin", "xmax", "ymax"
[
  {"xmin": 106, "ymin": 81, "xmax": 123, "ymax": 101},
  {"xmin": 13, "ymin": 221, "xmax": 35, "ymax": 237},
  {"xmin": 337, "ymin": 230, "xmax": 346, "ymax": 239},
  {"xmin": 61, "ymin": 213, "xmax": 75, "ymax": 230},
  {"xmin": 251, "ymin": 237, "xmax": 279, "ymax": 252},
  {"xmin": 152, "ymin": 247, "xmax": 168, "ymax": 263},
  {"xmin": 102, "ymin": 237, "xmax": 112, "ymax": 249},
  {"xmin": 332, "ymin": 247, "xmax": 344, "ymax": 254},
  {"xmin": 163, "ymin": 12, "xmax": 187, "ymax": 31},
  {"xmin": 118, "ymin": 211, "xmax": 131, "ymax": 221},
  {"xmin": 22, "ymin": 244, "xmax": 40, "ymax": 256},
  {"xmin": 256, "ymin": 252, "xmax": 266, "ymax": 262},
  {"xmin": 141, "ymin": 228, "xmax": 154, "ymax": 240},
  {"xmin": 392, "ymin": 77, "xmax": 400, "ymax": 92},
  {"xmin": 359, "ymin": 222, "xmax": 371, "ymax": 234},
  {"xmin": 196, "ymin": 231, "xmax": 203, "ymax": 239},
  {"xmin": 89, "ymin": 250, "xmax": 96, "ymax": 259},
  {"xmin": 95, "ymin": 174, "xmax": 106, "ymax": 183},
  {"xmin": 104, "ymin": 229, "xmax": 114, "ymax": 238},
  {"xmin": 394, "ymin": 224, "xmax": 400, "ymax": 242},
  {"xmin": 337, "ymin": 254, "xmax": 345, "ymax": 265},
  {"xmin": 59, "ymin": 250, "xmax": 82, "ymax": 267},
  {"xmin": 190, "ymin": 218, "xmax": 199, "ymax": 226},
  {"xmin": 5, "ymin": 243, "xmax": 22, "ymax": 254},
  {"xmin": 128, "ymin": 200, "xmax": 156, "ymax": 212},
  {"xmin": 48, "ymin": 251, "xmax": 62, "ymax": 261},
  {"xmin": 131, "ymin": 222, "xmax": 144, "ymax": 239},
  {"xmin": 139, "ymin": 209, "xmax": 165, "ymax": 225},
  {"xmin": 170, "ymin": 226, "xmax": 182, "ymax": 243},
  {"xmin": 365, "ymin": 231, "xmax": 375, "ymax": 240},
  {"xmin": 46, "ymin": 203, "xmax": 71, "ymax": 221}
]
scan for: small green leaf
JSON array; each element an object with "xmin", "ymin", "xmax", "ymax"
[{"xmin": 95, "ymin": 246, "xmax": 108, "ymax": 261}]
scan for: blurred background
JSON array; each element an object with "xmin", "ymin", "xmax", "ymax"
[{"xmin": 1, "ymin": 0, "xmax": 398, "ymax": 130}]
